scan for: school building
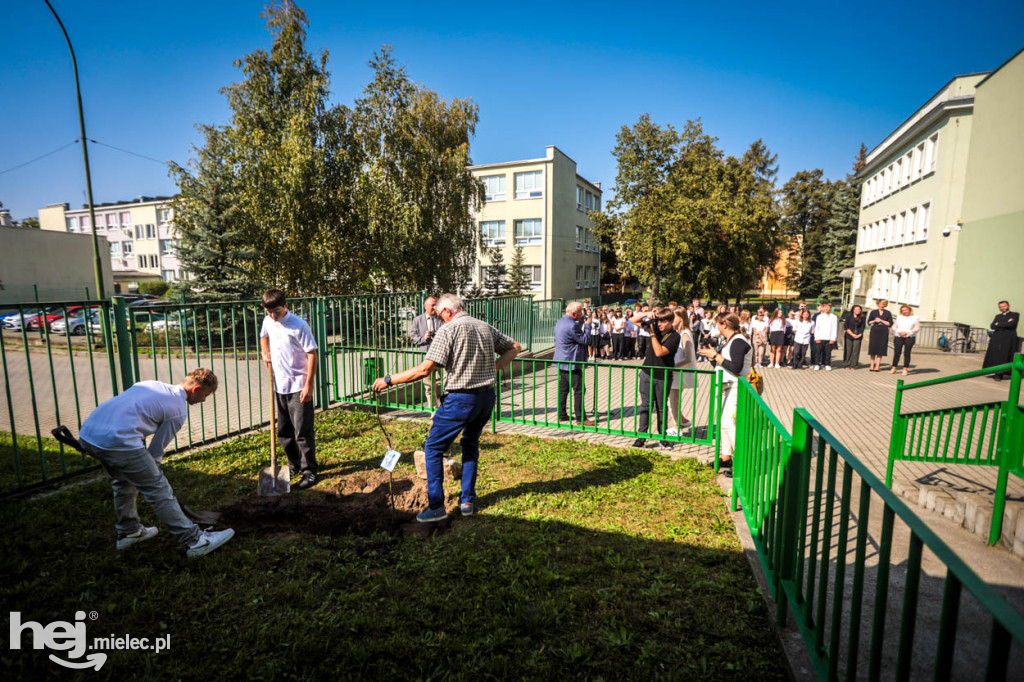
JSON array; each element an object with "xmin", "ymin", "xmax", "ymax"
[
  {"xmin": 850, "ymin": 47, "xmax": 1024, "ymax": 329},
  {"xmin": 470, "ymin": 146, "xmax": 603, "ymax": 301}
]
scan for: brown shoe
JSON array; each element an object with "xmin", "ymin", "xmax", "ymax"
[{"xmin": 575, "ymin": 419, "xmax": 596, "ymax": 427}]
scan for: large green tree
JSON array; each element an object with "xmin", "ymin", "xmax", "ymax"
[
  {"xmin": 595, "ymin": 116, "xmax": 783, "ymax": 303},
  {"xmin": 350, "ymin": 47, "xmax": 482, "ymax": 293},
  {"xmin": 780, "ymin": 169, "xmax": 834, "ymax": 296},
  {"xmin": 220, "ymin": 1, "xmax": 355, "ymax": 295},
  {"xmin": 169, "ymin": 125, "xmax": 261, "ymax": 301},
  {"xmin": 171, "ymin": 2, "xmax": 481, "ymax": 296},
  {"xmin": 505, "ymin": 246, "xmax": 531, "ymax": 296}
]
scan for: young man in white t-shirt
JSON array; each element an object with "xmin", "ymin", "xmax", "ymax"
[
  {"xmin": 79, "ymin": 368, "xmax": 235, "ymax": 558},
  {"xmin": 260, "ymin": 289, "xmax": 320, "ymax": 489}
]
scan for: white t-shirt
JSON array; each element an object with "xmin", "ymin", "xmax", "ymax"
[
  {"xmin": 611, "ymin": 317, "xmax": 626, "ymax": 333},
  {"xmin": 794, "ymin": 320, "xmax": 814, "ymax": 345},
  {"xmin": 80, "ymin": 381, "xmax": 187, "ymax": 459},
  {"xmin": 751, "ymin": 318, "xmax": 769, "ymax": 339},
  {"xmin": 260, "ymin": 311, "xmax": 318, "ymax": 394},
  {"xmin": 812, "ymin": 313, "xmax": 838, "ymax": 342},
  {"xmin": 769, "ymin": 318, "xmax": 790, "ymax": 332}
]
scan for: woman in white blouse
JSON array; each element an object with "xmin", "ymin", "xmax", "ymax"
[
  {"xmin": 890, "ymin": 304, "xmax": 921, "ymax": 376},
  {"xmin": 667, "ymin": 308, "xmax": 697, "ymax": 436},
  {"xmin": 791, "ymin": 309, "xmax": 814, "ymax": 369}
]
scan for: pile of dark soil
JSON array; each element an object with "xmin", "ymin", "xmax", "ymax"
[{"xmin": 220, "ymin": 469, "xmax": 441, "ymax": 539}]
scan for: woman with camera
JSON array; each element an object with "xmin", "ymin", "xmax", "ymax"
[{"xmin": 698, "ymin": 314, "xmax": 751, "ymax": 466}]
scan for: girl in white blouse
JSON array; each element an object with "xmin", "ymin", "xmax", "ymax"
[
  {"xmin": 890, "ymin": 305, "xmax": 921, "ymax": 376},
  {"xmin": 667, "ymin": 308, "xmax": 697, "ymax": 436}
]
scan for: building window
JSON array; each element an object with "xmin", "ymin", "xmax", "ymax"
[
  {"xmin": 480, "ymin": 221, "xmax": 506, "ymax": 247},
  {"xmin": 910, "ymin": 269, "xmax": 923, "ymax": 305},
  {"xmin": 514, "ymin": 171, "xmax": 543, "ymax": 199},
  {"xmin": 119, "ymin": 211, "xmax": 131, "ymax": 226},
  {"xmin": 514, "ymin": 219, "xmax": 542, "ymax": 245},
  {"xmin": 576, "ymin": 265, "xmax": 583, "ymax": 289},
  {"xmin": 593, "ymin": 195, "xmax": 600, "ymax": 212},
  {"xmin": 576, "ymin": 187, "xmax": 584, "ymax": 210},
  {"xmin": 914, "ymin": 142, "xmax": 924, "ymax": 179},
  {"xmin": 144, "ymin": 224, "xmax": 156, "ymax": 239},
  {"xmin": 162, "ymin": 270, "xmax": 176, "ymax": 282},
  {"xmin": 926, "ymin": 133, "xmax": 938, "ymax": 174},
  {"xmin": 67, "ymin": 217, "xmax": 78, "ymax": 230},
  {"xmin": 895, "ymin": 212, "xmax": 905, "ymax": 244},
  {"xmin": 576, "ymin": 226, "xmax": 583, "ymax": 250},
  {"xmin": 159, "ymin": 208, "xmax": 172, "ymax": 222},
  {"xmin": 917, "ymin": 203, "xmax": 930, "ymax": 241},
  {"xmin": 160, "ymin": 239, "xmax": 177, "ymax": 255},
  {"xmin": 81, "ymin": 216, "xmax": 91, "ymax": 229},
  {"xmin": 902, "ymin": 152, "xmax": 912, "ymax": 186},
  {"xmin": 122, "ymin": 241, "xmax": 134, "ymax": 256},
  {"xmin": 905, "ymin": 208, "xmax": 916, "ymax": 245},
  {"xmin": 521, "ymin": 265, "xmax": 542, "ymax": 288},
  {"xmin": 110, "ymin": 242, "xmax": 121, "ymax": 257},
  {"xmin": 481, "ymin": 175, "xmax": 506, "ymax": 202},
  {"xmin": 584, "ymin": 229, "xmax": 591, "ymax": 251}
]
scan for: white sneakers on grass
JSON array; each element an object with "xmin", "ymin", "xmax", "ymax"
[
  {"xmin": 186, "ymin": 529, "xmax": 235, "ymax": 558},
  {"xmin": 117, "ymin": 526, "xmax": 159, "ymax": 551}
]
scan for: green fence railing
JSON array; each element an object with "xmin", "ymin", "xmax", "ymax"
[
  {"xmin": 1, "ymin": 292, "xmax": 570, "ymax": 495},
  {"xmin": 734, "ymin": 378, "xmax": 1024, "ymax": 680},
  {"xmin": 886, "ymin": 354, "xmax": 1024, "ymax": 544}
]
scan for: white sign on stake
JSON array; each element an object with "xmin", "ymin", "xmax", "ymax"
[{"xmin": 380, "ymin": 449, "xmax": 401, "ymax": 472}]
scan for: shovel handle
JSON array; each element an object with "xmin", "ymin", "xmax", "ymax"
[{"xmin": 268, "ymin": 364, "xmax": 277, "ymax": 473}]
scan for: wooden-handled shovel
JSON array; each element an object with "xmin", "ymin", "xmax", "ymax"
[{"xmin": 258, "ymin": 364, "xmax": 290, "ymax": 495}]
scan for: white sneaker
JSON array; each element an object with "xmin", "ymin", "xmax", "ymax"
[
  {"xmin": 775, "ymin": 363, "xmax": 781, "ymax": 369},
  {"xmin": 812, "ymin": 365, "xmax": 820, "ymax": 371},
  {"xmin": 666, "ymin": 428, "xmax": 678, "ymax": 437},
  {"xmin": 825, "ymin": 366, "xmax": 832, "ymax": 371},
  {"xmin": 186, "ymin": 528, "xmax": 235, "ymax": 558},
  {"xmin": 117, "ymin": 526, "xmax": 158, "ymax": 551}
]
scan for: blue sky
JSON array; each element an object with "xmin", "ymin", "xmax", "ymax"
[{"xmin": 2, "ymin": 0, "xmax": 1022, "ymax": 221}]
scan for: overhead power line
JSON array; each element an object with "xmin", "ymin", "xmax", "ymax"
[{"xmin": 0, "ymin": 140, "xmax": 79, "ymax": 176}]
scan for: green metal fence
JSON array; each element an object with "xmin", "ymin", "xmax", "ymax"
[
  {"xmin": 886, "ymin": 354, "xmax": 1023, "ymax": 544},
  {"xmin": 1, "ymin": 292, "xmax": 567, "ymax": 495},
  {"xmin": 734, "ymin": 378, "xmax": 1024, "ymax": 680}
]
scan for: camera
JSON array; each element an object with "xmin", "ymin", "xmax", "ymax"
[
  {"xmin": 699, "ymin": 335, "xmax": 713, "ymax": 348},
  {"xmin": 639, "ymin": 317, "xmax": 653, "ymax": 331}
]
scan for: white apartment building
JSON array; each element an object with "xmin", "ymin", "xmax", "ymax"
[{"xmin": 39, "ymin": 196, "xmax": 181, "ymax": 293}]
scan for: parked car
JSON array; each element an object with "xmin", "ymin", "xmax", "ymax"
[
  {"xmin": 2, "ymin": 308, "xmax": 43, "ymax": 331},
  {"xmin": 147, "ymin": 312, "xmax": 191, "ymax": 333},
  {"xmin": 51, "ymin": 307, "xmax": 101, "ymax": 336},
  {"xmin": 27, "ymin": 306, "xmax": 86, "ymax": 331}
]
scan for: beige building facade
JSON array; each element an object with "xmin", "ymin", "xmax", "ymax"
[
  {"xmin": 470, "ymin": 146, "xmax": 602, "ymax": 301},
  {"xmin": 39, "ymin": 197, "xmax": 180, "ymax": 293},
  {"xmin": 852, "ymin": 48, "xmax": 1024, "ymax": 329},
  {"xmin": 851, "ymin": 73, "xmax": 984, "ymax": 321}
]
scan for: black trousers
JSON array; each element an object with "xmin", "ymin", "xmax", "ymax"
[
  {"xmin": 893, "ymin": 336, "xmax": 915, "ymax": 369},
  {"xmin": 275, "ymin": 391, "xmax": 317, "ymax": 474},
  {"xmin": 637, "ymin": 371, "xmax": 668, "ymax": 438},
  {"xmin": 816, "ymin": 341, "xmax": 833, "ymax": 367},
  {"xmin": 793, "ymin": 343, "xmax": 809, "ymax": 369},
  {"xmin": 558, "ymin": 369, "xmax": 585, "ymax": 422},
  {"xmin": 625, "ymin": 337, "xmax": 636, "ymax": 358},
  {"xmin": 611, "ymin": 334, "xmax": 625, "ymax": 359}
]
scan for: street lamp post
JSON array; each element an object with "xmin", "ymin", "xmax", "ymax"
[{"xmin": 43, "ymin": 0, "xmax": 105, "ymax": 301}]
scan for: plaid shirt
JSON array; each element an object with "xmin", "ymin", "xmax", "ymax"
[{"xmin": 425, "ymin": 312, "xmax": 516, "ymax": 391}]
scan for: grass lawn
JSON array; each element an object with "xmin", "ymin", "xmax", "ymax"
[
  {"xmin": 1, "ymin": 409, "xmax": 786, "ymax": 680},
  {"xmin": 0, "ymin": 431, "xmax": 97, "ymax": 493}
]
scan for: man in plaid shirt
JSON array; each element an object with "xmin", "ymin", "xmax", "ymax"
[{"xmin": 373, "ymin": 293, "xmax": 521, "ymax": 522}]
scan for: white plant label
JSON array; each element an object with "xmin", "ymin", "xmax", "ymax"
[{"xmin": 380, "ymin": 449, "xmax": 401, "ymax": 472}]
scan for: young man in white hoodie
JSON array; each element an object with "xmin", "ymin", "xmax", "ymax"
[
  {"xmin": 812, "ymin": 303, "xmax": 838, "ymax": 371},
  {"xmin": 79, "ymin": 368, "xmax": 235, "ymax": 558}
]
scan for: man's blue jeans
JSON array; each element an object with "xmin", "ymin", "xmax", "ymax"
[{"xmin": 423, "ymin": 389, "xmax": 495, "ymax": 510}]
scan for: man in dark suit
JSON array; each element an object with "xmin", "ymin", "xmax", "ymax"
[
  {"xmin": 554, "ymin": 302, "xmax": 594, "ymax": 426},
  {"xmin": 983, "ymin": 300, "xmax": 1020, "ymax": 381}
]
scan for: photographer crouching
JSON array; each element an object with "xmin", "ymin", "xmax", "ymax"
[{"xmin": 629, "ymin": 308, "xmax": 680, "ymax": 449}]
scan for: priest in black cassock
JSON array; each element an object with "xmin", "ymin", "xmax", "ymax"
[{"xmin": 982, "ymin": 300, "xmax": 1020, "ymax": 381}]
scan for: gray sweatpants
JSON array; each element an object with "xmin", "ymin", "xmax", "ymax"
[{"xmin": 82, "ymin": 440, "xmax": 199, "ymax": 545}]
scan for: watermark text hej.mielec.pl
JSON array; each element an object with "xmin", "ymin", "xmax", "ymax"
[{"xmin": 9, "ymin": 611, "xmax": 170, "ymax": 671}]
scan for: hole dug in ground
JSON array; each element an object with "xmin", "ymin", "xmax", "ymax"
[{"xmin": 220, "ymin": 469, "xmax": 445, "ymax": 539}]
